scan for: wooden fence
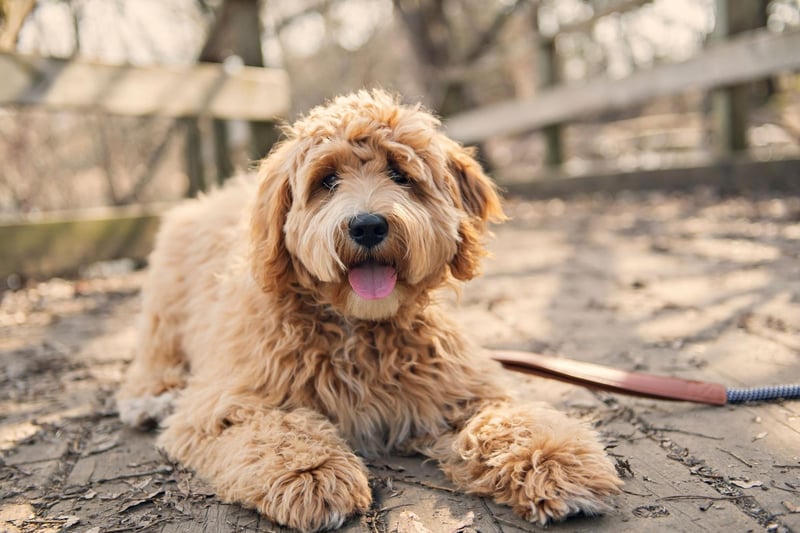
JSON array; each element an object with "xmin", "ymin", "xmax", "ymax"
[
  {"xmin": 445, "ymin": 0, "xmax": 800, "ymax": 192},
  {"xmin": 0, "ymin": 52, "xmax": 290, "ymax": 279},
  {"xmin": 3, "ymin": 0, "xmax": 800, "ymax": 279},
  {"xmin": 445, "ymin": 28, "xmax": 800, "ymax": 144},
  {"xmin": 0, "ymin": 52, "xmax": 289, "ymax": 120}
]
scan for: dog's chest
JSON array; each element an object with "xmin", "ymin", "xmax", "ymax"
[{"xmin": 291, "ymin": 325, "xmax": 471, "ymax": 453}]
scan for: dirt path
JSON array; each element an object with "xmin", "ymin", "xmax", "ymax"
[{"xmin": 2, "ymin": 190, "xmax": 799, "ymax": 533}]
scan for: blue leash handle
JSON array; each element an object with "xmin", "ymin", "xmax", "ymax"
[{"xmin": 726, "ymin": 384, "xmax": 800, "ymax": 403}]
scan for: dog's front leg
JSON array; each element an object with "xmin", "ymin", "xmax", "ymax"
[
  {"xmin": 426, "ymin": 401, "xmax": 622, "ymax": 525},
  {"xmin": 158, "ymin": 389, "xmax": 371, "ymax": 533}
]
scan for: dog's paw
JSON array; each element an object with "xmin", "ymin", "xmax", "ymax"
[
  {"xmin": 445, "ymin": 403, "xmax": 622, "ymax": 525},
  {"xmin": 261, "ymin": 450, "xmax": 372, "ymax": 532},
  {"xmin": 507, "ymin": 442, "xmax": 622, "ymax": 524},
  {"xmin": 117, "ymin": 392, "xmax": 175, "ymax": 429}
]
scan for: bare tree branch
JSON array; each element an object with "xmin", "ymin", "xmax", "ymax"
[
  {"xmin": 463, "ymin": 0, "xmax": 533, "ymax": 64},
  {"xmin": 0, "ymin": 0, "xmax": 35, "ymax": 51},
  {"xmin": 391, "ymin": 0, "xmax": 449, "ymax": 67}
]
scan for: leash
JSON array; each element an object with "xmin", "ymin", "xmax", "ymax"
[{"xmin": 491, "ymin": 349, "xmax": 800, "ymax": 405}]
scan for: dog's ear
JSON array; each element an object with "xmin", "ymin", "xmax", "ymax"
[
  {"xmin": 250, "ymin": 141, "xmax": 295, "ymax": 293},
  {"xmin": 444, "ymin": 140, "xmax": 506, "ymax": 281},
  {"xmin": 446, "ymin": 142, "xmax": 505, "ymax": 227}
]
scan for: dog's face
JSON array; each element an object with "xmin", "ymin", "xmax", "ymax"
[{"xmin": 250, "ymin": 91, "xmax": 505, "ymax": 320}]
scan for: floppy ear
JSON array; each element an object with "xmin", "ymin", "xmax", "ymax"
[
  {"xmin": 250, "ymin": 141, "xmax": 295, "ymax": 293},
  {"xmin": 445, "ymin": 141, "xmax": 506, "ymax": 281}
]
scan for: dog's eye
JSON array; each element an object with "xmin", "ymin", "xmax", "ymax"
[
  {"xmin": 387, "ymin": 165, "xmax": 410, "ymax": 186},
  {"xmin": 321, "ymin": 173, "xmax": 340, "ymax": 191}
]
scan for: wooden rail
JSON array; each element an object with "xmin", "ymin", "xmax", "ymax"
[
  {"xmin": 0, "ymin": 52, "xmax": 290, "ymax": 120},
  {"xmin": 0, "ymin": 50, "xmax": 290, "ymax": 200},
  {"xmin": 445, "ymin": 28, "xmax": 800, "ymax": 144},
  {"xmin": 0, "ymin": 205, "xmax": 167, "ymax": 279},
  {"xmin": 504, "ymin": 158, "xmax": 800, "ymax": 198}
]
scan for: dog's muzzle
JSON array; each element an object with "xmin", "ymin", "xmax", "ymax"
[
  {"xmin": 348, "ymin": 213, "xmax": 388, "ymax": 249},
  {"xmin": 346, "ymin": 213, "xmax": 397, "ymax": 300}
]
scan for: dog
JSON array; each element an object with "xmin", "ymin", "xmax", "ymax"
[{"xmin": 117, "ymin": 90, "xmax": 622, "ymax": 532}]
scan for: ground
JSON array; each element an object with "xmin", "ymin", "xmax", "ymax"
[{"xmin": 1, "ymin": 190, "xmax": 799, "ymax": 533}]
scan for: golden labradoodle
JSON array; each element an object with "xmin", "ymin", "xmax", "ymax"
[{"xmin": 118, "ymin": 90, "xmax": 621, "ymax": 532}]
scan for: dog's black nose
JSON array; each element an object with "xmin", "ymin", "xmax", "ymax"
[{"xmin": 349, "ymin": 213, "xmax": 388, "ymax": 248}]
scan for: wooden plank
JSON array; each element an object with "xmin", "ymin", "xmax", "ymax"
[
  {"xmin": 368, "ymin": 456, "xmax": 519, "ymax": 533},
  {"xmin": 502, "ymin": 158, "xmax": 800, "ymax": 198},
  {"xmin": 0, "ymin": 205, "xmax": 166, "ymax": 279},
  {"xmin": 445, "ymin": 28, "xmax": 800, "ymax": 143},
  {"xmin": 651, "ymin": 341, "xmax": 800, "ymax": 531},
  {"xmin": 3, "ymin": 192, "xmax": 799, "ymax": 531},
  {"xmin": 0, "ymin": 52, "xmax": 289, "ymax": 120}
]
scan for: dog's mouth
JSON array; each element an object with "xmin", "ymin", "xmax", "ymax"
[{"xmin": 347, "ymin": 260, "xmax": 397, "ymax": 300}]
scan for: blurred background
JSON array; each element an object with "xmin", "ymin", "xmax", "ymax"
[{"xmin": 0, "ymin": 0, "xmax": 798, "ymax": 215}]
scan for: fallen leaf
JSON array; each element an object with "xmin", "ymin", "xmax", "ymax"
[
  {"xmin": 119, "ymin": 498, "xmax": 149, "ymax": 514},
  {"xmin": 56, "ymin": 515, "xmax": 81, "ymax": 529},
  {"xmin": 449, "ymin": 511, "xmax": 474, "ymax": 533},
  {"xmin": 393, "ymin": 511, "xmax": 432, "ymax": 533},
  {"xmin": 615, "ymin": 457, "xmax": 635, "ymax": 478},
  {"xmin": 753, "ymin": 432, "xmax": 768, "ymax": 441},
  {"xmin": 633, "ymin": 505, "xmax": 670, "ymax": 518},
  {"xmin": 783, "ymin": 501, "xmax": 800, "ymax": 513},
  {"xmin": 368, "ymin": 460, "xmax": 406, "ymax": 472},
  {"xmin": 731, "ymin": 479, "xmax": 763, "ymax": 489},
  {"xmin": 83, "ymin": 436, "xmax": 119, "ymax": 456},
  {"xmin": 118, "ymin": 490, "xmax": 164, "ymax": 513},
  {"xmin": 0, "ymin": 503, "xmax": 35, "ymax": 522}
]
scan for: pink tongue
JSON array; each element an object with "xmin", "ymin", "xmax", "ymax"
[{"xmin": 348, "ymin": 263, "xmax": 397, "ymax": 300}]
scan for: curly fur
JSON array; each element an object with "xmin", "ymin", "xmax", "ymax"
[{"xmin": 118, "ymin": 90, "xmax": 621, "ymax": 532}]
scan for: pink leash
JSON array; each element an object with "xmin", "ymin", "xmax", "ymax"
[{"xmin": 491, "ymin": 349, "xmax": 729, "ymax": 405}]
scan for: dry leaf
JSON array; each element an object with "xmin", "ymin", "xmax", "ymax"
[
  {"xmin": 0, "ymin": 503, "xmax": 35, "ymax": 522},
  {"xmin": 56, "ymin": 515, "xmax": 81, "ymax": 529},
  {"xmin": 731, "ymin": 479, "xmax": 763, "ymax": 489},
  {"xmin": 393, "ymin": 511, "xmax": 432, "ymax": 533},
  {"xmin": 449, "ymin": 511, "xmax": 475, "ymax": 533},
  {"xmin": 633, "ymin": 505, "xmax": 670, "ymax": 518},
  {"xmin": 83, "ymin": 436, "xmax": 119, "ymax": 456},
  {"xmin": 783, "ymin": 501, "xmax": 800, "ymax": 513},
  {"xmin": 118, "ymin": 490, "xmax": 164, "ymax": 513}
]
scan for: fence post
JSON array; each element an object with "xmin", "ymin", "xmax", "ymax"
[
  {"xmin": 711, "ymin": 0, "xmax": 764, "ymax": 157},
  {"xmin": 212, "ymin": 120, "xmax": 233, "ymax": 185},
  {"xmin": 537, "ymin": 36, "xmax": 563, "ymax": 168},
  {"xmin": 228, "ymin": 0, "xmax": 279, "ymax": 161},
  {"xmin": 183, "ymin": 117, "xmax": 206, "ymax": 197},
  {"xmin": 198, "ymin": 0, "xmax": 280, "ymax": 181}
]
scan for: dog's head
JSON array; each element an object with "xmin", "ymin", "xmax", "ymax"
[{"xmin": 250, "ymin": 90, "xmax": 505, "ymax": 320}]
